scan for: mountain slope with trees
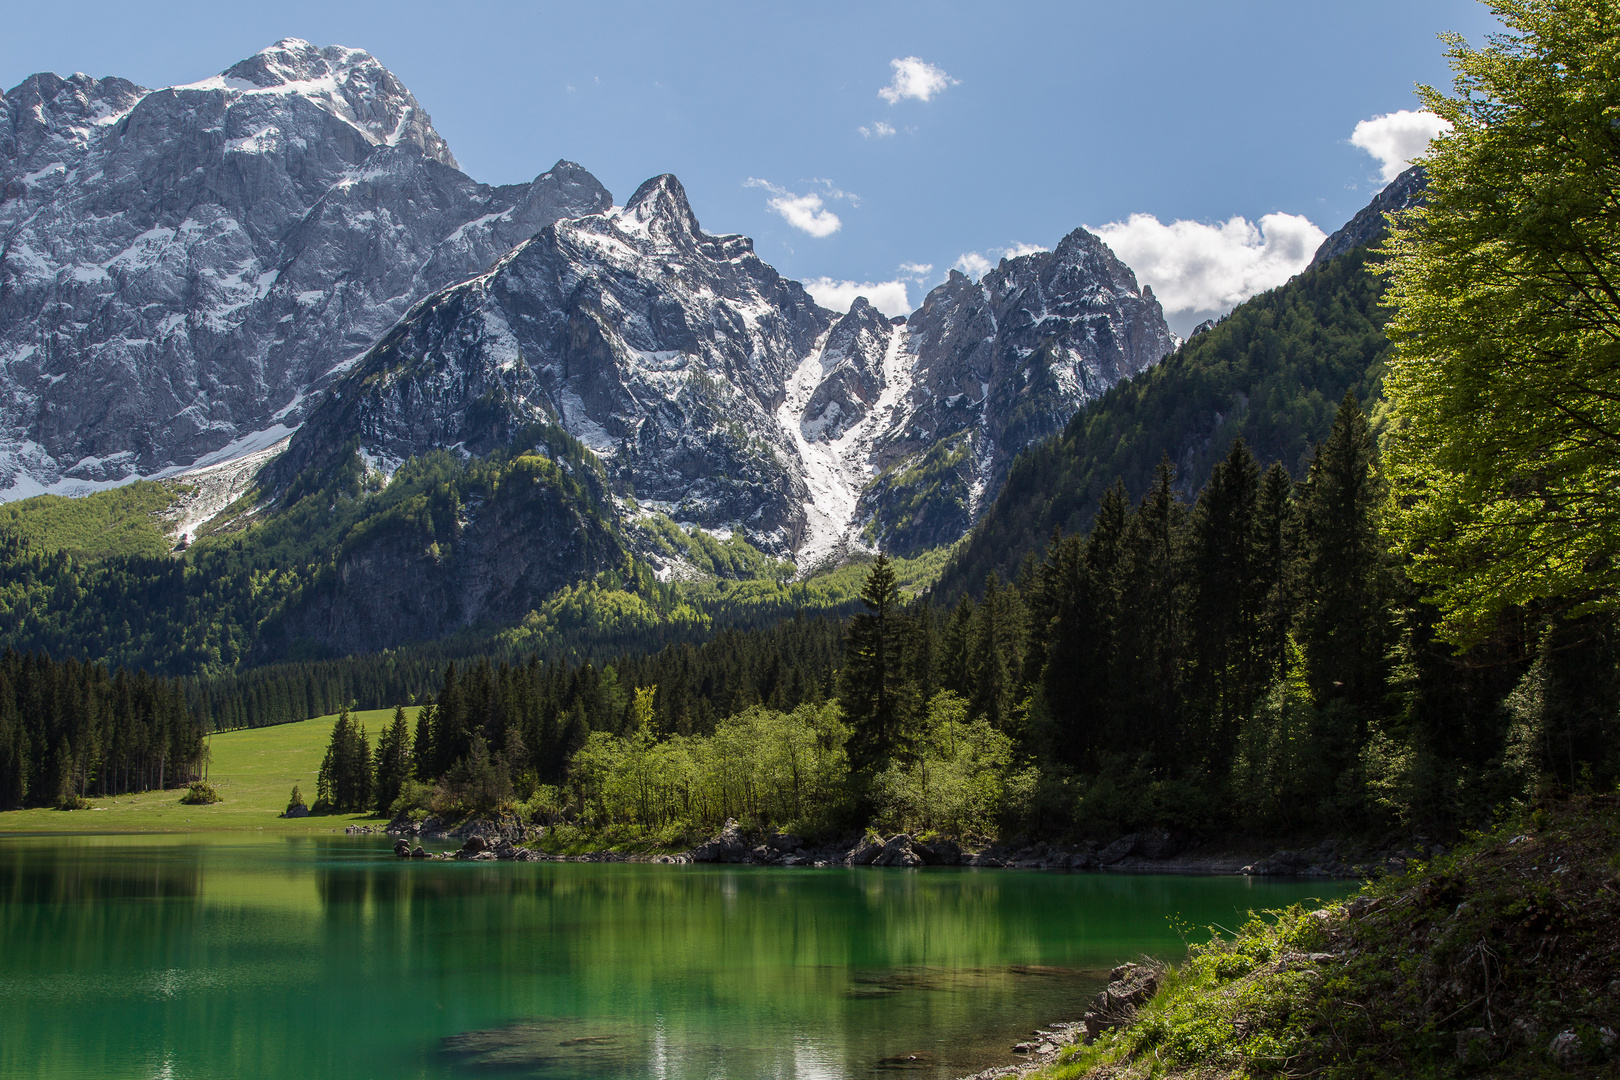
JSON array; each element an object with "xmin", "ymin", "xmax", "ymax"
[{"xmin": 936, "ymin": 185, "xmax": 1418, "ymax": 600}]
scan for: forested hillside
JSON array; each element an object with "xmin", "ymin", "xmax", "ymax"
[{"xmin": 939, "ymin": 242, "xmax": 1397, "ymax": 598}]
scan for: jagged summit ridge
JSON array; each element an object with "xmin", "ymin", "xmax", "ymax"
[
  {"xmin": 276, "ymin": 178, "xmax": 1177, "ymax": 563},
  {"xmin": 0, "ymin": 41, "xmax": 609, "ymax": 497},
  {"xmin": 856, "ymin": 227, "xmax": 1177, "ymax": 555},
  {"xmin": 273, "ymin": 170, "xmax": 832, "ymax": 554},
  {"xmin": 191, "ymin": 38, "xmax": 457, "ymax": 167}
]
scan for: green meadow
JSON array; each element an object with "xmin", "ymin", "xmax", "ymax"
[{"xmin": 0, "ymin": 707, "xmax": 417, "ymax": 833}]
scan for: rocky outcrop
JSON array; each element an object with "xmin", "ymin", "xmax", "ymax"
[
  {"xmin": 1081, "ymin": 961, "xmax": 1163, "ymax": 1044},
  {"xmin": 689, "ymin": 819, "xmax": 751, "ymax": 863},
  {"xmin": 262, "ymin": 444, "xmax": 624, "ymax": 656}
]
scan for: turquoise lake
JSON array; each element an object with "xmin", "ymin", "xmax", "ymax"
[{"xmin": 0, "ymin": 835, "xmax": 1355, "ymax": 1079}]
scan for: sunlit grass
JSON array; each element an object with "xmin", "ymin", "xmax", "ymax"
[{"xmin": 0, "ymin": 707, "xmax": 417, "ymax": 833}]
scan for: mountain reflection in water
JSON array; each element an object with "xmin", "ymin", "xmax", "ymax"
[{"xmin": 0, "ymin": 834, "xmax": 1352, "ymax": 1080}]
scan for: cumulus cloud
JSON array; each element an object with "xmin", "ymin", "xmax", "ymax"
[
  {"xmin": 744, "ymin": 178, "xmax": 845, "ymax": 238},
  {"xmin": 878, "ymin": 57, "xmax": 957, "ymax": 104},
  {"xmin": 859, "ymin": 120, "xmax": 897, "ymax": 138},
  {"xmin": 803, "ymin": 277, "xmax": 912, "ymax": 318},
  {"xmin": 950, "ymin": 243, "xmax": 1048, "ymax": 281},
  {"xmin": 1093, "ymin": 212, "xmax": 1326, "ymax": 317},
  {"xmin": 1351, "ymin": 109, "xmax": 1452, "ymax": 181},
  {"xmin": 899, "ymin": 262, "xmax": 933, "ymax": 277},
  {"xmin": 953, "ymin": 252, "xmax": 992, "ymax": 279}
]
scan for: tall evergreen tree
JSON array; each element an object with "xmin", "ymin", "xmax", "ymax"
[
  {"xmin": 1188, "ymin": 439, "xmax": 1265, "ymax": 773},
  {"xmin": 1297, "ymin": 391, "xmax": 1391, "ymax": 713},
  {"xmin": 841, "ymin": 555, "xmax": 913, "ymax": 776},
  {"xmin": 374, "ymin": 705, "xmax": 413, "ymax": 812}
]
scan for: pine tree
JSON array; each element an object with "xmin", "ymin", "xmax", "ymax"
[
  {"xmin": 841, "ymin": 555, "xmax": 914, "ymax": 775},
  {"xmin": 1188, "ymin": 438, "xmax": 1265, "ymax": 774},
  {"xmin": 315, "ymin": 708, "xmax": 352, "ymax": 810},
  {"xmin": 374, "ymin": 705, "xmax": 413, "ymax": 812},
  {"xmin": 1297, "ymin": 391, "xmax": 1391, "ymax": 712}
]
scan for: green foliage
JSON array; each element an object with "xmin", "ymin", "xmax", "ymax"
[
  {"xmin": 634, "ymin": 515, "xmax": 794, "ymax": 581},
  {"xmin": 565, "ymin": 701, "xmax": 851, "ymax": 836},
  {"xmin": 179, "ymin": 781, "xmax": 221, "ymax": 805},
  {"xmin": 0, "ymin": 425, "xmax": 627, "ymax": 678},
  {"xmin": 314, "ymin": 709, "xmax": 373, "ymax": 813},
  {"xmin": 1054, "ymin": 797, "xmax": 1620, "ymax": 1080},
  {"xmin": 874, "ymin": 691, "xmax": 1013, "ymax": 838},
  {"xmin": 862, "ymin": 433, "xmax": 975, "ymax": 556},
  {"xmin": 372, "ymin": 705, "xmax": 413, "ymax": 813},
  {"xmin": 1383, "ymin": 1, "xmax": 1620, "ymax": 644},
  {"xmin": 286, "ymin": 784, "xmax": 307, "ymax": 814},
  {"xmin": 0, "ymin": 481, "xmax": 183, "ymax": 561},
  {"xmin": 0, "ymin": 651, "xmax": 203, "ymax": 809}
]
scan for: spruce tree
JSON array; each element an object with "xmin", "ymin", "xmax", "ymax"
[
  {"xmin": 374, "ymin": 705, "xmax": 413, "ymax": 812},
  {"xmin": 1189, "ymin": 439, "xmax": 1265, "ymax": 773},
  {"xmin": 841, "ymin": 554, "xmax": 913, "ymax": 776},
  {"xmin": 1297, "ymin": 391, "xmax": 1391, "ymax": 713}
]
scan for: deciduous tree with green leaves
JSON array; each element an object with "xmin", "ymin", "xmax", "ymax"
[{"xmin": 1384, "ymin": 0, "xmax": 1620, "ymax": 644}]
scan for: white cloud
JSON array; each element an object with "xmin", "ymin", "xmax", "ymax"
[
  {"xmin": 744, "ymin": 178, "xmax": 843, "ymax": 238},
  {"xmin": 859, "ymin": 120, "xmax": 896, "ymax": 138},
  {"xmin": 1351, "ymin": 109, "xmax": 1452, "ymax": 182},
  {"xmin": 803, "ymin": 277, "xmax": 912, "ymax": 318},
  {"xmin": 953, "ymin": 252, "xmax": 992, "ymax": 279},
  {"xmin": 950, "ymin": 243, "xmax": 1048, "ymax": 281},
  {"xmin": 878, "ymin": 57, "xmax": 957, "ymax": 104},
  {"xmin": 1092, "ymin": 212, "xmax": 1327, "ymax": 315},
  {"xmin": 898, "ymin": 262, "xmax": 933, "ymax": 277}
]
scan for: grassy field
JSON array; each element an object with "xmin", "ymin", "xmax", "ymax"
[{"xmin": 0, "ymin": 707, "xmax": 417, "ymax": 833}]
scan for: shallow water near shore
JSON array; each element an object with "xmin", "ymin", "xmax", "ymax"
[{"xmin": 0, "ymin": 834, "xmax": 1354, "ymax": 1080}]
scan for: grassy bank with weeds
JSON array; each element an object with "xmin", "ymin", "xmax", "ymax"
[{"xmin": 1045, "ymin": 795, "xmax": 1620, "ymax": 1079}]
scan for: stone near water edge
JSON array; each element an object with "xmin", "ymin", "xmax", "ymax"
[
  {"xmin": 394, "ymin": 838, "xmax": 412, "ymax": 858},
  {"xmin": 1082, "ymin": 962, "xmax": 1162, "ymax": 1044},
  {"xmin": 871, "ymin": 834, "xmax": 923, "ymax": 867},
  {"xmin": 283, "ymin": 804, "xmax": 309, "ymax": 818},
  {"xmin": 689, "ymin": 819, "xmax": 750, "ymax": 864},
  {"xmin": 912, "ymin": 837, "xmax": 962, "ymax": 866},
  {"xmin": 846, "ymin": 835, "xmax": 885, "ymax": 865}
]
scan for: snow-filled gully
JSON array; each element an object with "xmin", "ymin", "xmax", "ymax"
[{"xmin": 777, "ymin": 322, "xmax": 912, "ymax": 572}]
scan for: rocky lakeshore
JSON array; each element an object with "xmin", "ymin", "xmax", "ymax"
[{"xmin": 383, "ymin": 815, "xmax": 1432, "ymax": 877}]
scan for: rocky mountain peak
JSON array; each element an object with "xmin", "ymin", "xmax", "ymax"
[
  {"xmin": 0, "ymin": 41, "xmax": 610, "ymax": 497},
  {"xmin": 614, "ymin": 173, "xmax": 705, "ymax": 245},
  {"xmin": 197, "ymin": 39, "xmax": 458, "ymax": 168},
  {"xmin": 1047, "ymin": 226, "xmax": 1147, "ymax": 296},
  {"xmin": 1, "ymin": 71, "xmax": 147, "ymax": 194}
]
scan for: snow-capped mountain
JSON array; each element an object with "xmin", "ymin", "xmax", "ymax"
[
  {"xmin": 276, "ymin": 172, "xmax": 1174, "ymax": 563},
  {"xmin": 0, "ymin": 39, "xmax": 609, "ymax": 495},
  {"xmin": 3, "ymin": 38, "xmax": 1175, "ymax": 573},
  {"xmin": 860, "ymin": 231, "xmax": 1177, "ymax": 554}
]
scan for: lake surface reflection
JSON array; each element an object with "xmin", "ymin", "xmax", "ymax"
[{"xmin": 0, "ymin": 834, "xmax": 1353, "ymax": 1080}]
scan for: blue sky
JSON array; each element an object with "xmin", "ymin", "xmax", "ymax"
[{"xmin": 4, "ymin": 0, "xmax": 1503, "ymax": 333}]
